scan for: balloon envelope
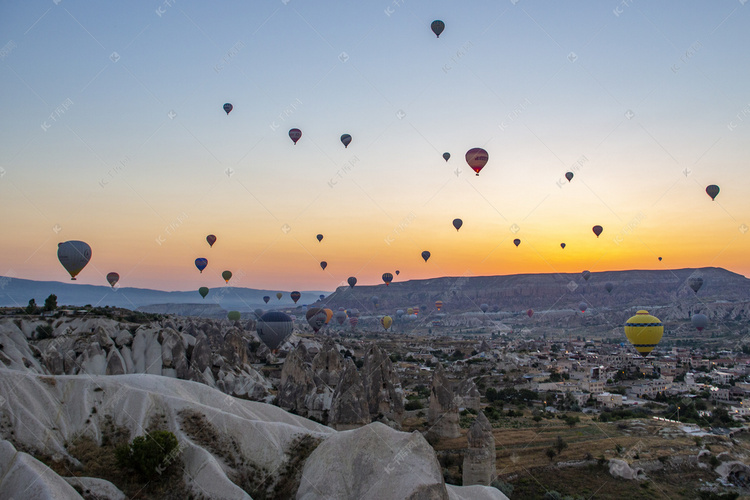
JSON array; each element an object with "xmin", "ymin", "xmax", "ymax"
[
  {"xmin": 605, "ymin": 282, "xmax": 614, "ymax": 294},
  {"xmin": 560, "ymin": 243, "xmax": 566, "ymax": 249},
  {"xmin": 222, "ymin": 270, "xmax": 232, "ymax": 283},
  {"xmin": 316, "ymin": 234, "xmax": 324, "ymax": 242},
  {"xmin": 263, "ymin": 295, "xmax": 270, "ymax": 303},
  {"xmin": 227, "ymin": 311, "xmax": 241, "ymax": 321},
  {"xmin": 320, "ymin": 261, "xmax": 327, "ymax": 270},
  {"xmin": 624, "ymin": 310, "xmax": 663, "ymax": 356},
  {"xmin": 223, "ymin": 103, "xmax": 233, "ymax": 114},
  {"xmin": 381, "ymin": 316, "xmax": 393, "ymax": 330},
  {"xmin": 706, "ymin": 184, "xmax": 720, "ymax": 201},
  {"xmin": 578, "ymin": 302, "xmax": 588, "ymax": 313},
  {"xmin": 431, "ymin": 20, "xmax": 445, "ymax": 37},
  {"xmin": 306, "ymin": 307, "xmax": 327, "ymax": 332},
  {"xmin": 57, "ymin": 241, "xmax": 92, "ymax": 280},
  {"xmin": 443, "ymin": 152, "xmax": 450, "ymax": 162},
  {"xmin": 199, "ymin": 287, "xmax": 209, "ymax": 298},
  {"xmin": 206, "ymin": 235, "xmax": 216, "ymax": 247},
  {"xmin": 513, "ymin": 239, "xmax": 521, "ymax": 247},
  {"xmin": 335, "ymin": 310, "xmax": 347, "ymax": 325},
  {"xmin": 527, "ymin": 309, "xmax": 533, "ymax": 318},
  {"xmin": 347, "ymin": 277, "xmax": 357, "ymax": 288},
  {"xmin": 195, "ymin": 258, "xmax": 208, "ymax": 273},
  {"xmin": 289, "ymin": 128, "xmax": 302, "ymax": 144},
  {"xmin": 582, "ymin": 270, "xmax": 591, "ymax": 281},
  {"xmin": 688, "ymin": 276, "xmax": 703, "ymax": 294},
  {"xmin": 382, "ymin": 272, "xmax": 393, "ymax": 285},
  {"xmin": 106, "ymin": 272, "xmax": 119, "ymax": 288},
  {"xmin": 435, "ymin": 300, "xmax": 443, "ymax": 311},
  {"xmin": 395, "ymin": 270, "xmax": 400, "ymax": 275},
  {"xmin": 565, "ymin": 172, "xmax": 574, "ymax": 182},
  {"xmin": 592, "ymin": 225, "xmax": 603, "ymax": 237},
  {"xmin": 291, "ymin": 291, "xmax": 301, "ymax": 303},
  {"xmin": 257, "ymin": 311, "xmax": 293, "ymax": 350},
  {"xmin": 421, "ymin": 251, "xmax": 431, "ymax": 262},
  {"xmin": 465, "ymin": 148, "xmax": 488, "ymax": 176},
  {"xmin": 453, "ymin": 218, "xmax": 463, "ymax": 231},
  {"xmin": 276, "ymin": 292, "xmax": 283, "ymax": 300},
  {"xmin": 692, "ymin": 313, "xmax": 709, "ymax": 331},
  {"xmin": 480, "ymin": 303, "xmax": 489, "ymax": 313},
  {"xmin": 340, "ymin": 134, "xmax": 352, "ymax": 148}
]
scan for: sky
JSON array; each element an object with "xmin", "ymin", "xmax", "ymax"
[{"xmin": 1, "ymin": 0, "xmax": 749, "ymax": 293}]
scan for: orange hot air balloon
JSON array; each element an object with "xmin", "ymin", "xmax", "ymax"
[
  {"xmin": 435, "ymin": 300, "xmax": 443, "ymax": 311},
  {"xmin": 592, "ymin": 225, "xmax": 603, "ymax": 238},
  {"xmin": 465, "ymin": 148, "xmax": 488, "ymax": 176}
]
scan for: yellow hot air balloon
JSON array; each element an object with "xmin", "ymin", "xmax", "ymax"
[
  {"xmin": 324, "ymin": 308, "xmax": 334, "ymax": 324},
  {"xmin": 624, "ymin": 310, "xmax": 663, "ymax": 356},
  {"xmin": 381, "ymin": 316, "xmax": 393, "ymax": 330}
]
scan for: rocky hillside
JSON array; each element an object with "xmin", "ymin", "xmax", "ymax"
[
  {"xmin": 0, "ymin": 370, "xmax": 506, "ymax": 499},
  {"xmin": 319, "ymin": 267, "xmax": 750, "ymax": 315}
]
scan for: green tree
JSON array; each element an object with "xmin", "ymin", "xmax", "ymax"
[
  {"xmin": 43, "ymin": 294, "xmax": 58, "ymax": 312},
  {"xmin": 115, "ymin": 430, "xmax": 179, "ymax": 480},
  {"xmin": 546, "ymin": 448, "xmax": 557, "ymax": 462},
  {"xmin": 25, "ymin": 298, "xmax": 38, "ymax": 315},
  {"xmin": 554, "ymin": 435, "xmax": 568, "ymax": 454}
]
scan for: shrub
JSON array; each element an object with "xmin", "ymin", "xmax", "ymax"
[
  {"xmin": 115, "ymin": 430, "xmax": 179, "ymax": 480},
  {"xmin": 405, "ymin": 400, "xmax": 423, "ymax": 411},
  {"xmin": 35, "ymin": 324, "xmax": 54, "ymax": 340},
  {"xmin": 490, "ymin": 479, "xmax": 513, "ymax": 497}
]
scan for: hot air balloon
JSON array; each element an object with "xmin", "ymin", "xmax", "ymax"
[
  {"xmin": 592, "ymin": 225, "xmax": 603, "ymax": 238},
  {"xmin": 395, "ymin": 270, "xmax": 400, "ymax": 275},
  {"xmin": 291, "ymin": 291, "xmax": 301, "ymax": 303},
  {"xmin": 443, "ymin": 152, "xmax": 450, "ymax": 162},
  {"xmin": 323, "ymin": 308, "xmax": 333, "ymax": 324},
  {"xmin": 465, "ymin": 148, "xmax": 488, "ymax": 176},
  {"xmin": 527, "ymin": 309, "xmax": 533, "ymax": 318},
  {"xmin": 350, "ymin": 308, "xmax": 360, "ymax": 318},
  {"xmin": 319, "ymin": 294, "xmax": 325, "ymax": 301},
  {"xmin": 578, "ymin": 302, "xmax": 588, "ymax": 313},
  {"xmin": 513, "ymin": 239, "xmax": 521, "ymax": 247},
  {"xmin": 349, "ymin": 317, "xmax": 359, "ymax": 329},
  {"xmin": 382, "ymin": 273, "xmax": 393, "ymax": 286},
  {"xmin": 316, "ymin": 234, "xmax": 324, "ymax": 242},
  {"xmin": 431, "ymin": 20, "xmax": 445, "ymax": 38},
  {"xmin": 582, "ymin": 270, "xmax": 591, "ymax": 281},
  {"xmin": 413, "ymin": 306, "xmax": 420, "ymax": 316},
  {"xmin": 560, "ymin": 243, "xmax": 566, "ymax": 249},
  {"xmin": 199, "ymin": 287, "xmax": 209, "ymax": 298},
  {"xmin": 565, "ymin": 172, "xmax": 574, "ymax": 182},
  {"xmin": 480, "ymin": 303, "xmax": 489, "ymax": 313},
  {"xmin": 347, "ymin": 277, "xmax": 357, "ymax": 288},
  {"xmin": 320, "ymin": 261, "xmax": 327, "ymax": 270},
  {"xmin": 227, "ymin": 311, "xmax": 241, "ymax": 321},
  {"xmin": 335, "ymin": 309, "xmax": 347, "ymax": 325},
  {"xmin": 691, "ymin": 313, "xmax": 708, "ymax": 332},
  {"xmin": 396, "ymin": 309, "xmax": 404, "ymax": 319},
  {"xmin": 257, "ymin": 311, "xmax": 293, "ymax": 350},
  {"xmin": 407, "ymin": 307, "xmax": 414, "ymax": 316},
  {"xmin": 706, "ymin": 185, "xmax": 720, "ymax": 201},
  {"xmin": 106, "ymin": 272, "xmax": 119, "ymax": 288},
  {"xmin": 658, "ymin": 257, "xmax": 662, "ymax": 261},
  {"xmin": 206, "ymin": 235, "xmax": 216, "ymax": 247},
  {"xmin": 340, "ymin": 134, "xmax": 352, "ymax": 148},
  {"xmin": 421, "ymin": 251, "xmax": 431, "ymax": 262},
  {"xmin": 276, "ymin": 292, "xmax": 283, "ymax": 300},
  {"xmin": 371, "ymin": 296, "xmax": 379, "ymax": 308},
  {"xmin": 254, "ymin": 308, "xmax": 264, "ymax": 319},
  {"xmin": 195, "ymin": 258, "xmax": 208, "ymax": 273},
  {"xmin": 222, "ymin": 270, "xmax": 232, "ymax": 283},
  {"xmin": 306, "ymin": 307, "xmax": 327, "ymax": 332},
  {"xmin": 57, "ymin": 241, "xmax": 92, "ymax": 280},
  {"xmin": 435, "ymin": 300, "xmax": 443, "ymax": 312},
  {"xmin": 624, "ymin": 310, "xmax": 663, "ymax": 356},
  {"xmin": 223, "ymin": 103, "xmax": 233, "ymax": 114},
  {"xmin": 289, "ymin": 128, "xmax": 302, "ymax": 145},
  {"xmin": 688, "ymin": 276, "xmax": 703, "ymax": 294},
  {"xmin": 453, "ymin": 218, "xmax": 463, "ymax": 231},
  {"xmin": 605, "ymin": 282, "xmax": 614, "ymax": 294},
  {"xmin": 263, "ymin": 295, "xmax": 270, "ymax": 303},
  {"xmin": 381, "ymin": 316, "xmax": 393, "ymax": 330}
]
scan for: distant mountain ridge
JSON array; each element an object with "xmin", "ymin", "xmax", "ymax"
[
  {"xmin": 0, "ymin": 276, "xmax": 328, "ymax": 312},
  {"xmin": 318, "ymin": 267, "xmax": 750, "ymax": 314}
]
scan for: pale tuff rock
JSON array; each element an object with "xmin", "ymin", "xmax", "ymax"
[
  {"xmin": 105, "ymin": 348, "xmax": 126, "ymax": 375},
  {"xmin": 446, "ymin": 484, "xmax": 508, "ymax": 500},
  {"xmin": 330, "ymin": 358, "xmax": 370, "ymax": 430},
  {"xmin": 427, "ymin": 363, "xmax": 460, "ymax": 439},
  {"xmin": 278, "ymin": 343, "xmax": 316, "ymax": 412},
  {"xmin": 64, "ymin": 476, "xmax": 127, "ymax": 500},
  {"xmin": 79, "ymin": 342, "xmax": 107, "ymax": 375},
  {"xmin": 609, "ymin": 458, "xmax": 646, "ymax": 480},
  {"xmin": 361, "ymin": 344, "xmax": 405, "ymax": 423},
  {"xmin": 311, "ymin": 338, "xmax": 343, "ymax": 388},
  {"xmin": 463, "ymin": 411, "xmax": 496, "ymax": 487},
  {"xmin": 455, "ymin": 378, "xmax": 481, "ymax": 411},
  {"xmin": 0, "ymin": 439, "xmax": 84, "ymax": 500}
]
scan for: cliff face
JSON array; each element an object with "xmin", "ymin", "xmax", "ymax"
[
  {"xmin": 317, "ymin": 267, "xmax": 750, "ymax": 315},
  {"xmin": 463, "ymin": 411, "xmax": 496, "ymax": 487},
  {"xmin": 427, "ymin": 363, "xmax": 460, "ymax": 440}
]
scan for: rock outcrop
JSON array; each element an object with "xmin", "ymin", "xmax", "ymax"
[
  {"xmin": 330, "ymin": 358, "xmax": 370, "ymax": 430},
  {"xmin": 609, "ymin": 459, "xmax": 646, "ymax": 480},
  {"xmin": 455, "ymin": 378, "xmax": 481, "ymax": 411},
  {"xmin": 361, "ymin": 344, "xmax": 405, "ymax": 424},
  {"xmin": 427, "ymin": 363, "xmax": 460, "ymax": 439},
  {"xmin": 0, "ymin": 439, "xmax": 84, "ymax": 499},
  {"xmin": 463, "ymin": 411, "xmax": 496, "ymax": 486},
  {"xmin": 311, "ymin": 338, "xmax": 343, "ymax": 388},
  {"xmin": 278, "ymin": 343, "xmax": 316, "ymax": 412}
]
